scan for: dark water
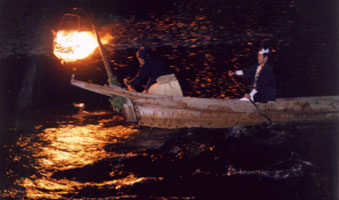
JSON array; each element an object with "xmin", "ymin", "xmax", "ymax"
[
  {"xmin": 1, "ymin": 111, "xmax": 338, "ymax": 199},
  {"xmin": 1, "ymin": 0, "xmax": 339, "ymax": 199}
]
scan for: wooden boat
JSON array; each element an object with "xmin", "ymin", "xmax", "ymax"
[{"xmin": 71, "ymin": 77, "xmax": 339, "ymax": 129}]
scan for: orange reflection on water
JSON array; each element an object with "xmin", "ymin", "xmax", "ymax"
[
  {"xmin": 22, "ymin": 177, "xmax": 74, "ymax": 200},
  {"xmin": 13, "ymin": 116, "xmax": 148, "ymax": 199},
  {"xmin": 32, "ymin": 122, "xmax": 138, "ymax": 171},
  {"xmin": 22, "ymin": 174, "xmax": 152, "ymax": 200}
]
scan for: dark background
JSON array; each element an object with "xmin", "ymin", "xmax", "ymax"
[{"xmin": 0, "ymin": 0, "xmax": 338, "ymax": 113}]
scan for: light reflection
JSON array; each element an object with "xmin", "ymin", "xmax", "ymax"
[
  {"xmin": 224, "ymin": 165, "xmax": 302, "ymax": 179},
  {"xmin": 22, "ymin": 174, "xmax": 154, "ymax": 200},
  {"xmin": 32, "ymin": 123, "xmax": 138, "ymax": 171},
  {"xmin": 10, "ymin": 115, "xmax": 154, "ymax": 199}
]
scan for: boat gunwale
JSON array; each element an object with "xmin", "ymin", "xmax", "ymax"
[
  {"xmin": 71, "ymin": 78, "xmax": 339, "ymax": 100},
  {"xmin": 71, "ymin": 78, "xmax": 339, "ymax": 112}
]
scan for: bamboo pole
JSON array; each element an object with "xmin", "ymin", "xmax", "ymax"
[
  {"xmin": 75, "ymin": 8, "xmax": 114, "ymax": 85},
  {"xmin": 89, "ymin": 18, "xmax": 114, "ymax": 84}
]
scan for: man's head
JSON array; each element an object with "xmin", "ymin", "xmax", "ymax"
[{"xmin": 257, "ymin": 48, "xmax": 269, "ymax": 64}]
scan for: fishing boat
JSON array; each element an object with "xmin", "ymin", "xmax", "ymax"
[
  {"xmin": 71, "ymin": 77, "xmax": 339, "ymax": 129},
  {"xmin": 52, "ymin": 11, "xmax": 339, "ymax": 129}
]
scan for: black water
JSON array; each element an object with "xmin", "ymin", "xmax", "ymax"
[
  {"xmin": 1, "ymin": 110, "xmax": 338, "ymax": 199},
  {"xmin": 1, "ymin": 0, "xmax": 339, "ymax": 199}
]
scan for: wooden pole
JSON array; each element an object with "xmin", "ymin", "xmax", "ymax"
[
  {"xmin": 75, "ymin": 8, "xmax": 113, "ymax": 85},
  {"xmin": 229, "ymin": 75, "xmax": 272, "ymax": 123},
  {"xmin": 90, "ymin": 19, "xmax": 113, "ymax": 83}
]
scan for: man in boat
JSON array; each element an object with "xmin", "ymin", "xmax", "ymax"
[
  {"xmin": 124, "ymin": 47, "xmax": 183, "ymax": 96},
  {"xmin": 228, "ymin": 48, "xmax": 276, "ymax": 103}
]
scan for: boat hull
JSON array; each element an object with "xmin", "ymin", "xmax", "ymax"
[
  {"xmin": 132, "ymin": 95, "xmax": 339, "ymax": 129},
  {"xmin": 71, "ymin": 78, "xmax": 339, "ymax": 129}
]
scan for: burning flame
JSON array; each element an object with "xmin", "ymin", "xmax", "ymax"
[{"xmin": 53, "ymin": 30, "xmax": 99, "ymax": 63}]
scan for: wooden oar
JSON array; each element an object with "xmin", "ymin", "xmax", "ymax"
[{"xmin": 229, "ymin": 75, "xmax": 273, "ymax": 123}]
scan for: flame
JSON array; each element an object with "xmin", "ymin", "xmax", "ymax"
[{"xmin": 53, "ymin": 30, "xmax": 99, "ymax": 63}]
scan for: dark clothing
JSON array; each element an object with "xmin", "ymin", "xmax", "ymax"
[
  {"xmin": 242, "ymin": 63, "xmax": 276, "ymax": 103},
  {"xmin": 129, "ymin": 57, "xmax": 172, "ymax": 90}
]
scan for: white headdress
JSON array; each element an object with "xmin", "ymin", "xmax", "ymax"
[{"xmin": 259, "ymin": 48, "xmax": 269, "ymax": 54}]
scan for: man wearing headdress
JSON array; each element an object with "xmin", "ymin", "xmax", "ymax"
[
  {"xmin": 124, "ymin": 47, "xmax": 183, "ymax": 96},
  {"xmin": 228, "ymin": 48, "xmax": 276, "ymax": 103}
]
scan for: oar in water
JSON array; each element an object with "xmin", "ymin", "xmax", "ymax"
[{"xmin": 229, "ymin": 75, "xmax": 273, "ymax": 123}]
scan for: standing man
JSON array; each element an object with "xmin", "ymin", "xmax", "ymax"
[
  {"xmin": 124, "ymin": 47, "xmax": 183, "ymax": 96},
  {"xmin": 228, "ymin": 48, "xmax": 276, "ymax": 103}
]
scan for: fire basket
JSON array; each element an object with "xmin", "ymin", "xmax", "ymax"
[{"xmin": 53, "ymin": 8, "xmax": 114, "ymax": 86}]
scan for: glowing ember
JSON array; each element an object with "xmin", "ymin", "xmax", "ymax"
[{"xmin": 53, "ymin": 30, "xmax": 99, "ymax": 63}]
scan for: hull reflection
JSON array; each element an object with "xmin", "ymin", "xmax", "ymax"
[{"xmin": 7, "ymin": 112, "xmax": 160, "ymax": 199}]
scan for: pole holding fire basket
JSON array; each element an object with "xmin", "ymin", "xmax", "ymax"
[{"xmin": 54, "ymin": 8, "xmax": 114, "ymax": 86}]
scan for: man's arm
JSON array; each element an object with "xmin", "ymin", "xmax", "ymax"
[{"xmin": 128, "ymin": 63, "xmax": 151, "ymax": 87}]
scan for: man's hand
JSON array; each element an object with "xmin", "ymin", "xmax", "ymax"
[
  {"xmin": 228, "ymin": 71, "xmax": 235, "ymax": 77},
  {"xmin": 123, "ymin": 78, "xmax": 136, "ymax": 92},
  {"xmin": 127, "ymin": 85, "xmax": 136, "ymax": 92}
]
